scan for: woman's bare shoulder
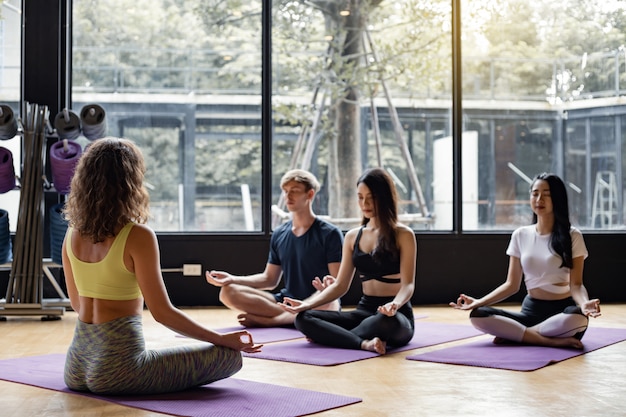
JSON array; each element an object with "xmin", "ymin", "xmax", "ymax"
[
  {"xmin": 127, "ymin": 223, "xmax": 157, "ymax": 244},
  {"xmin": 396, "ymin": 223, "xmax": 415, "ymax": 236},
  {"xmin": 345, "ymin": 226, "xmax": 361, "ymax": 237},
  {"xmin": 342, "ymin": 226, "xmax": 361, "ymax": 246}
]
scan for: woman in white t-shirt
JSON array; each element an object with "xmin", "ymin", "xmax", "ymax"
[{"xmin": 450, "ymin": 173, "xmax": 601, "ymax": 349}]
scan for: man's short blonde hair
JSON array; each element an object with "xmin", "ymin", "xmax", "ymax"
[{"xmin": 280, "ymin": 169, "xmax": 320, "ymax": 193}]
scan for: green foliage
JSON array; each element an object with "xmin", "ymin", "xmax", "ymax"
[
  {"xmin": 195, "ymin": 136, "xmax": 261, "ymax": 187},
  {"xmin": 124, "ymin": 127, "xmax": 181, "ymax": 201},
  {"xmin": 71, "ymin": 0, "xmax": 626, "ymax": 208},
  {"xmin": 463, "ymin": 0, "xmax": 626, "ymax": 100}
]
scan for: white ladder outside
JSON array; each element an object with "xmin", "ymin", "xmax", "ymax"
[{"xmin": 591, "ymin": 171, "xmax": 618, "ymax": 228}]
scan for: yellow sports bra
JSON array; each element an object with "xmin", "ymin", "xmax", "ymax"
[{"xmin": 66, "ymin": 222, "xmax": 142, "ymax": 301}]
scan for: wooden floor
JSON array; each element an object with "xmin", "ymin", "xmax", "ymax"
[{"xmin": 1, "ymin": 304, "xmax": 625, "ymax": 417}]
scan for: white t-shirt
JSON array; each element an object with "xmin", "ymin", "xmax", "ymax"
[{"xmin": 506, "ymin": 225, "xmax": 588, "ymax": 294}]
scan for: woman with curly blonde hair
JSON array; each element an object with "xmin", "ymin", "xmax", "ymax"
[{"xmin": 62, "ymin": 137, "xmax": 261, "ymax": 395}]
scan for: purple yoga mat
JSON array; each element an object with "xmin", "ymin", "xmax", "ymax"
[
  {"xmin": 242, "ymin": 321, "xmax": 483, "ymax": 366},
  {"xmin": 405, "ymin": 326, "xmax": 626, "ymax": 371},
  {"xmin": 0, "ymin": 353, "xmax": 361, "ymax": 417},
  {"xmin": 214, "ymin": 325, "xmax": 304, "ymax": 344}
]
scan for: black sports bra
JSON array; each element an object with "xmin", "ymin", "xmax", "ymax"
[{"xmin": 352, "ymin": 227, "xmax": 401, "ymax": 284}]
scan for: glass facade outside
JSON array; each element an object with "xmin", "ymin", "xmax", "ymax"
[
  {"xmin": 271, "ymin": 0, "xmax": 452, "ymax": 230},
  {"xmin": 72, "ymin": 0, "xmax": 264, "ymax": 232},
  {"xmin": 2, "ymin": 0, "xmax": 626, "ymax": 233},
  {"xmin": 462, "ymin": 0, "xmax": 626, "ymax": 231}
]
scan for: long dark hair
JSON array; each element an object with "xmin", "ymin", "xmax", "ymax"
[
  {"xmin": 357, "ymin": 168, "xmax": 399, "ymax": 261},
  {"xmin": 531, "ymin": 172, "xmax": 573, "ymax": 268}
]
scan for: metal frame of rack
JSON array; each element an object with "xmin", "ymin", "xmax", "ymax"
[{"xmin": 0, "ymin": 102, "xmax": 67, "ymax": 320}]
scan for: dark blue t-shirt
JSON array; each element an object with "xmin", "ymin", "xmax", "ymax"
[{"xmin": 268, "ymin": 217, "xmax": 343, "ymax": 300}]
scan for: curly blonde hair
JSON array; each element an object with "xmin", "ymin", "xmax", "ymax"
[{"xmin": 63, "ymin": 137, "xmax": 150, "ymax": 243}]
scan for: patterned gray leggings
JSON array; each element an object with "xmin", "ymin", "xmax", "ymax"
[{"xmin": 64, "ymin": 315, "xmax": 242, "ymax": 395}]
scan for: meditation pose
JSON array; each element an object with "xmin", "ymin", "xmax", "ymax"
[
  {"xmin": 62, "ymin": 137, "xmax": 261, "ymax": 395},
  {"xmin": 279, "ymin": 168, "xmax": 417, "ymax": 354},
  {"xmin": 206, "ymin": 169, "xmax": 343, "ymax": 327},
  {"xmin": 450, "ymin": 172, "xmax": 601, "ymax": 349}
]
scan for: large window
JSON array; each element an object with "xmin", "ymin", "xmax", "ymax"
[
  {"xmin": 462, "ymin": 0, "xmax": 626, "ymax": 230},
  {"xmin": 72, "ymin": 0, "xmax": 263, "ymax": 231},
  {"xmin": 66, "ymin": 0, "xmax": 626, "ymax": 232},
  {"xmin": 271, "ymin": 0, "xmax": 452, "ymax": 230}
]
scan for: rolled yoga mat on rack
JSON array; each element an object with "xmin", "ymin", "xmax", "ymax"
[
  {"xmin": 242, "ymin": 321, "xmax": 483, "ymax": 366},
  {"xmin": 49, "ymin": 139, "xmax": 82, "ymax": 195},
  {"xmin": 79, "ymin": 103, "xmax": 107, "ymax": 140},
  {"xmin": 0, "ymin": 209, "xmax": 11, "ymax": 264},
  {"xmin": 0, "ymin": 104, "xmax": 18, "ymax": 140},
  {"xmin": 0, "ymin": 353, "xmax": 362, "ymax": 417},
  {"xmin": 405, "ymin": 326, "xmax": 626, "ymax": 371},
  {"xmin": 53, "ymin": 109, "xmax": 81, "ymax": 140},
  {"xmin": 0, "ymin": 146, "xmax": 15, "ymax": 194}
]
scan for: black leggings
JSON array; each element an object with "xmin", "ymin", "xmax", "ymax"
[{"xmin": 294, "ymin": 295, "xmax": 414, "ymax": 350}]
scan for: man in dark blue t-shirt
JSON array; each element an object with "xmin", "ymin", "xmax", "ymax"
[{"xmin": 206, "ymin": 169, "xmax": 343, "ymax": 327}]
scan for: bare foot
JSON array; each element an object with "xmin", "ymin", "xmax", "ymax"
[
  {"xmin": 522, "ymin": 330, "xmax": 585, "ymax": 350},
  {"xmin": 361, "ymin": 337, "xmax": 386, "ymax": 354},
  {"xmin": 543, "ymin": 336, "xmax": 584, "ymax": 349},
  {"xmin": 237, "ymin": 311, "xmax": 295, "ymax": 328}
]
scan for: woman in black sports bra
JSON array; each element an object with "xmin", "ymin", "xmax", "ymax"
[{"xmin": 279, "ymin": 168, "xmax": 417, "ymax": 354}]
